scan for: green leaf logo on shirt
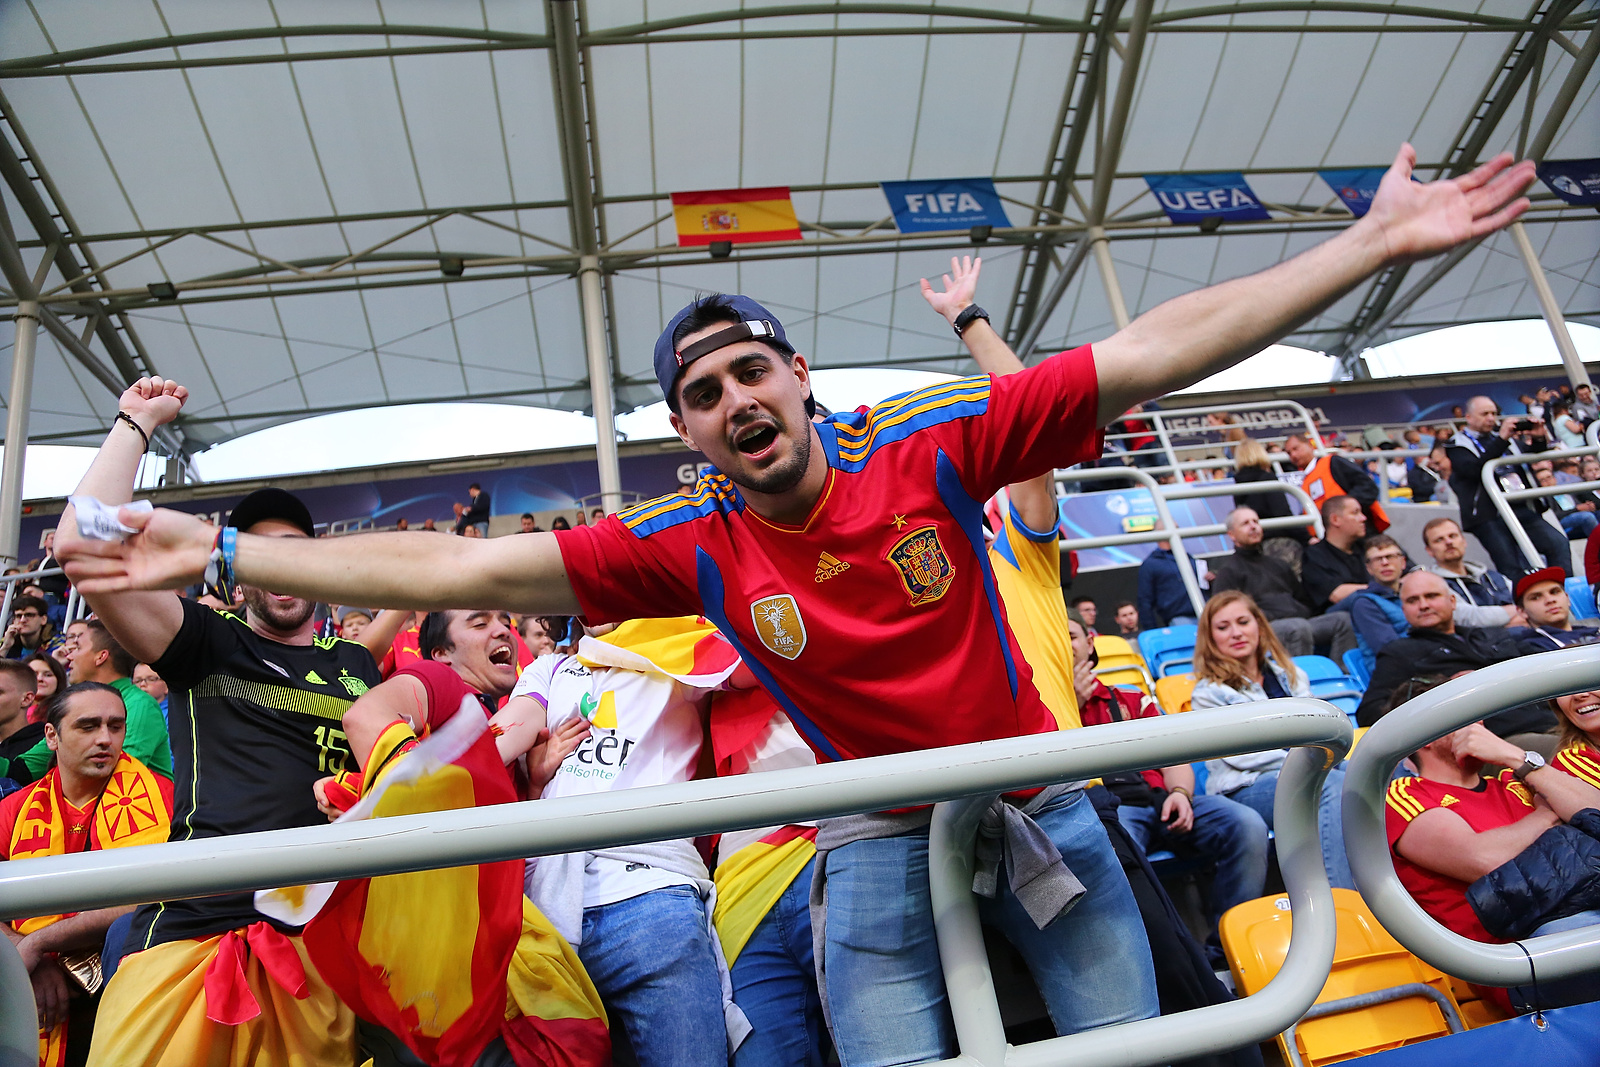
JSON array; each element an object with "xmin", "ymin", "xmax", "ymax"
[{"xmin": 305, "ymin": 670, "xmax": 327, "ymax": 685}]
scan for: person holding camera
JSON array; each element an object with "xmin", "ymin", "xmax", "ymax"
[{"xmin": 1446, "ymin": 395, "xmax": 1570, "ymax": 580}]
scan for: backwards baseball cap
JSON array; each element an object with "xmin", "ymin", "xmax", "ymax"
[
  {"xmin": 227, "ymin": 487, "xmax": 316, "ymax": 538},
  {"xmin": 1513, "ymin": 566, "xmax": 1567, "ymax": 604},
  {"xmin": 653, "ymin": 295, "xmax": 789, "ymax": 404}
]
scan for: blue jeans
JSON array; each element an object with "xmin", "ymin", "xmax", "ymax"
[
  {"xmin": 1560, "ymin": 512, "xmax": 1599, "ymax": 540},
  {"xmin": 1223, "ymin": 767, "xmax": 1355, "ymax": 890},
  {"xmin": 579, "ymin": 886, "xmax": 727, "ymax": 1067},
  {"xmin": 822, "ymin": 790, "xmax": 1159, "ymax": 1067},
  {"xmin": 1117, "ymin": 793, "xmax": 1270, "ymax": 925},
  {"xmin": 1469, "ymin": 512, "xmax": 1573, "ymax": 579},
  {"xmin": 730, "ymin": 856, "xmax": 828, "ymax": 1067}
]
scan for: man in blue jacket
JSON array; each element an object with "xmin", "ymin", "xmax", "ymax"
[
  {"xmin": 1136, "ymin": 541, "xmax": 1196, "ymax": 629},
  {"xmin": 1348, "ymin": 535, "xmax": 1410, "ymax": 673}
]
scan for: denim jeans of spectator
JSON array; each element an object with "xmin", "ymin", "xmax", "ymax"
[
  {"xmin": 1117, "ymin": 793, "xmax": 1270, "ymax": 930},
  {"xmin": 1560, "ymin": 511, "xmax": 1599, "ymax": 540},
  {"xmin": 1223, "ymin": 767, "xmax": 1355, "ymax": 890},
  {"xmin": 1469, "ymin": 511, "xmax": 1572, "ymax": 579},
  {"xmin": 579, "ymin": 885, "xmax": 727, "ymax": 1067},
  {"xmin": 730, "ymin": 856, "xmax": 829, "ymax": 1067},
  {"xmin": 821, "ymin": 790, "xmax": 1159, "ymax": 1067},
  {"xmin": 1509, "ymin": 908, "xmax": 1600, "ymax": 1011}
]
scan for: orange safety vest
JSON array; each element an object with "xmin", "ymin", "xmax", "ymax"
[{"xmin": 1301, "ymin": 453, "xmax": 1389, "ymax": 532}]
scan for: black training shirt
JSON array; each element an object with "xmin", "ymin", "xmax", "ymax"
[{"xmin": 128, "ymin": 600, "xmax": 381, "ymax": 951}]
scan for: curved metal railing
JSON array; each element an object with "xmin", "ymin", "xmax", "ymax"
[
  {"xmin": 1481, "ymin": 444, "xmax": 1600, "ymax": 570},
  {"xmin": 1343, "ymin": 648, "xmax": 1600, "ymax": 987},
  {"xmin": 0, "ymin": 700, "xmax": 1353, "ymax": 1067}
]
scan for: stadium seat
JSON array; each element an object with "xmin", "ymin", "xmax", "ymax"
[
  {"xmin": 1343, "ymin": 649, "xmax": 1373, "ymax": 689},
  {"xmin": 1446, "ymin": 975, "xmax": 1513, "ymax": 1030},
  {"xmin": 1137, "ymin": 625, "xmax": 1199, "ymax": 679},
  {"xmin": 1220, "ymin": 889, "xmax": 1466, "ymax": 1066},
  {"xmin": 1154, "ymin": 674, "xmax": 1196, "ymax": 715},
  {"xmin": 1568, "ymin": 577, "xmax": 1598, "ymax": 623},
  {"xmin": 1293, "ymin": 655, "xmax": 1345, "ymax": 681},
  {"xmin": 1094, "ymin": 635, "xmax": 1154, "ymax": 693}
]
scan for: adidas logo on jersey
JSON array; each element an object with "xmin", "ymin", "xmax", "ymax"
[
  {"xmin": 305, "ymin": 670, "xmax": 327, "ymax": 685},
  {"xmin": 1439, "ymin": 794, "xmax": 1459, "ymax": 807},
  {"xmin": 814, "ymin": 552, "xmax": 850, "ymax": 583}
]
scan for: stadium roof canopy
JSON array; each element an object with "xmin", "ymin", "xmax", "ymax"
[{"xmin": 0, "ymin": 0, "xmax": 1595, "ymax": 464}]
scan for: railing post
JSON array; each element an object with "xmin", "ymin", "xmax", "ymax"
[
  {"xmin": 0, "ymin": 935, "xmax": 36, "ymax": 1067},
  {"xmin": 929, "ymin": 796, "xmax": 1008, "ymax": 1066}
]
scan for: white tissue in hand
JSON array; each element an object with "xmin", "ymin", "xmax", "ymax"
[{"xmin": 69, "ymin": 496, "xmax": 152, "ymax": 541}]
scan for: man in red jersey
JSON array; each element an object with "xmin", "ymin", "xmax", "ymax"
[{"xmin": 64, "ymin": 146, "xmax": 1535, "ymax": 1063}]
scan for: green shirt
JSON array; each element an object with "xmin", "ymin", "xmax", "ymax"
[{"xmin": 16, "ymin": 676, "xmax": 173, "ymax": 781}]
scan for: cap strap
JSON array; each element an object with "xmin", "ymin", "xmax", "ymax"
[{"xmin": 675, "ymin": 319, "xmax": 776, "ymax": 367}]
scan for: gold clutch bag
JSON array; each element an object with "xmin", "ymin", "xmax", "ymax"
[{"xmin": 56, "ymin": 950, "xmax": 102, "ymax": 995}]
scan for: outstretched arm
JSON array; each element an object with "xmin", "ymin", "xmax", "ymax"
[
  {"xmin": 1092, "ymin": 146, "xmax": 1534, "ymax": 423},
  {"xmin": 921, "ymin": 256, "xmax": 1057, "ymax": 532},
  {"xmin": 61, "ymin": 499, "xmax": 583, "ymax": 616},
  {"xmin": 56, "ymin": 379, "xmax": 189, "ymax": 665}
]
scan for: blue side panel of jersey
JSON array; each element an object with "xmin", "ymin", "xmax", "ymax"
[
  {"xmin": 618, "ymin": 474, "xmax": 744, "ymax": 538},
  {"xmin": 694, "ymin": 547, "xmax": 845, "ymax": 764},
  {"xmin": 990, "ymin": 523, "xmax": 1021, "ymax": 571},
  {"xmin": 819, "ymin": 378, "xmax": 991, "ymax": 473},
  {"xmin": 935, "ymin": 449, "xmax": 1019, "ymax": 700}
]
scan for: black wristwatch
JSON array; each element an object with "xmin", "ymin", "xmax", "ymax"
[
  {"xmin": 953, "ymin": 304, "xmax": 990, "ymax": 336},
  {"xmin": 1513, "ymin": 750, "xmax": 1546, "ymax": 782}
]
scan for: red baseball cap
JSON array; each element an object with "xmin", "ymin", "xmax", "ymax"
[{"xmin": 1513, "ymin": 566, "xmax": 1566, "ymax": 605}]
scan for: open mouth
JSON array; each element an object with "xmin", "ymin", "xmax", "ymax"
[
  {"xmin": 1575, "ymin": 701, "xmax": 1600, "ymax": 717},
  {"xmin": 488, "ymin": 644, "xmax": 514, "ymax": 667},
  {"xmin": 735, "ymin": 423, "xmax": 779, "ymax": 457}
]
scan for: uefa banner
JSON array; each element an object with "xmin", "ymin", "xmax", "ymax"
[
  {"xmin": 670, "ymin": 186, "xmax": 802, "ymax": 247},
  {"xmin": 879, "ymin": 178, "xmax": 1012, "ymax": 233},
  {"xmin": 1319, "ymin": 167, "xmax": 1387, "ymax": 217},
  {"xmin": 1144, "ymin": 172, "xmax": 1271, "ymax": 225}
]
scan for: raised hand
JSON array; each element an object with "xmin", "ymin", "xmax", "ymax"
[
  {"xmin": 58, "ymin": 506, "xmax": 215, "ymax": 594},
  {"xmin": 119, "ymin": 376, "xmax": 189, "ymax": 430},
  {"xmin": 918, "ymin": 255, "xmax": 982, "ymax": 325},
  {"xmin": 1363, "ymin": 144, "xmax": 1536, "ymax": 265}
]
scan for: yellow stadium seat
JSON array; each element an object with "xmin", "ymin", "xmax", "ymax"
[
  {"xmin": 1153, "ymin": 674, "xmax": 1195, "ymax": 714},
  {"xmin": 1446, "ymin": 975, "xmax": 1513, "ymax": 1030},
  {"xmin": 1220, "ymin": 889, "xmax": 1465, "ymax": 1065},
  {"xmin": 1093, "ymin": 635, "xmax": 1154, "ymax": 693},
  {"xmin": 1093, "ymin": 634, "xmax": 1146, "ymax": 669}
]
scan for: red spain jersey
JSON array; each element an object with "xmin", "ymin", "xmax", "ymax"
[
  {"xmin": 556, "ymin": 347, "xmax": 1102, "ymax": 763},
  {"xmin": 1384, "ymin": 770, "xmax": 1535, "ymax": 943}
]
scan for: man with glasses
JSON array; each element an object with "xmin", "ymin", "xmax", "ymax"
[
  {"xmin": 1, "ymin": 596, "xmax": 64, "ymax": 661},
  {"xmin": 1446, "ymin": 395, "xmax": 1569, "ymax": 579},
  {"xmin": 1347, "ymin": 535, "xmax": 1411, "ymax": 674}
]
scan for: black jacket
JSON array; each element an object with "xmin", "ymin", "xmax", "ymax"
[
  {"xmin": 1407, "ymin": 463, "xmax": 1444, "ymax": 504},
  {"xmin": 1301, "ymin": 539, "xmax": 1368, "ymax": 614},
  {"xmin": 1210, "ymin": 546, "xmax": 1313, "ymax": 621},
  {"xmin": 1447, "ymin": 429, "xmax": 1549, "ymax": 529},
  {"xmin": 1356, "ymin": 626, "xmax": 1551, "ymax": 735},
  {"xmin": 1468, "ymin": 808, "xmax": 1600, "ymax": 941},
  {"xmin": 1232, "ymin": 466, "xmax": 1310, "ymax": 543}
]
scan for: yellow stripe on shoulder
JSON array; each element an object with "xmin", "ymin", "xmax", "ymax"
[
  {"xmin": 1386, "ymin": 779, "xmax": 1424, "ymax": 820},
  {"xmin": 831, "ymin": 377, "xmax": 989, "ymax": 444}
]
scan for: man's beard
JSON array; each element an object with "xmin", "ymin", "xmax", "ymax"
[
  {"xmin": 242, "ymin": 586, "xmax": 316, "ymax": 634},
  {"xmin": 729, "ymin": 420, "xmax": 813, "ymax": 496}
]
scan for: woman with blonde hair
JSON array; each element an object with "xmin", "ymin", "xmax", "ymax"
[
  {"xmin": 1232, "ymin": 436, "xmax": 1310, "ymax": 560},
  {"xmin": 1192, "ymin": 590, "xmax": 1354, "ymax": 888},
  {"xmin": 1549, "ymin": 689, "xmax": 1600, "ymax": 789}
]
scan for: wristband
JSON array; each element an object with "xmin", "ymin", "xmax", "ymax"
[
  {"xmin": 1168, "ymin": 785, "xmax": 1193, "ymax": 801},
  {"xmin": 115, "ymin": 411, "xmax": 151, "ymax": 452}
]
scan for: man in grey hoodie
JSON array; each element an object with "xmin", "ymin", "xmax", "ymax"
[{"xmin": 1420, "ymin": 516, "xmax": 1523, "ymax": 629}]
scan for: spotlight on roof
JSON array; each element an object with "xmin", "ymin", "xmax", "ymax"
[
  {"xmin": 969, "ymin": 225, "xmax": 992, "ymax": 244},
  {"xmin": 709, "ymin": 241, "xmax": 733, "ymax": 259},
  {"xmin": 440, "ymin": 256, "xmax": 465, "ymax": 277},
  {"xmin": 146, "ymin": 281, "xmax": 178, "ymax": 301},
  {"xmin": 1198, "ymin": 216, "xmax": 1224, "ymax": 234}
]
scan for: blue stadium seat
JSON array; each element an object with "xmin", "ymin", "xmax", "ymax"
[
  {"xmin": 1568, "ymin": 577, "xmax": 1598, "ymax": 623},
  {"xmin": 1343, "ymin": 649, "xmax": 1373, "ymax": 689},
  {"xmin": 1138, "ymin": 625, "xmax": 1199, "ymax": 679},
  {"xmin": 1294, "ymin": 655, "xmax": 1346, "ymax": 681}
]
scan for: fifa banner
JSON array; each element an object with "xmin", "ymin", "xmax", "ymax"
[
  {"xmin": 880, "ymin": 178, "xmax": 1012, "ymax": 233},
  {"xmin": 1538, "ymin": 159, "xmax": 1600, "ymax": 206},
  {"xmin": 671, "ymin": 186, "xmax": 802, "ymax": 247},
  {"xmin": 1144, "ymin": 172, "xmax": 1271, "ymax": 224},
  {"xmin": 1319, "ymin": 167, "xmax": 1386, "ymax": 217}
]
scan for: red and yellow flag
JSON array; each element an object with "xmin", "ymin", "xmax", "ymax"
[{"xmin": 671, "ymin": 187, "xmax": 802, "ymax": 247}]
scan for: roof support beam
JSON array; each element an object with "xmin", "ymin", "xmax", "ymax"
[
  {"xmin": 1087, "ymin": 0, "xmax": 1154, "ymax": 333},
  {"xmin": 549, "ymin": 0, "xmax": 622, "ymax": 514}
]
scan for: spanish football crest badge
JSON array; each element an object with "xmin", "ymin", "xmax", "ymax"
[
  {"xmin": 750, "ymin": 595, "xmax": 807, "ymax": 660},
  {"xmin": 886, "ymin": 525, "xmax": 956, "ymax": 606}
]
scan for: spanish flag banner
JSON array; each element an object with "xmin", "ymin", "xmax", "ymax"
[
  {"xmin": 713, "ymin": 825, "xmax": 818, "ymax": 967},
  {"xmin": 577, "ymin": 616, "xmax": 741, "ymax": 688},
  {"xmin": 671, "ymin": 187, "xmax": 802, "ymax": 247}
]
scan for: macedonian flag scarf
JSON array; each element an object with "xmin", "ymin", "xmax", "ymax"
[{"xmin": 9, "ymin": 753, "xmax": 171, "ymax": 1067}]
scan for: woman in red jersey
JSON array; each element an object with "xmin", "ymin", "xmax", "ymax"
[{"xmin": 1549, "ymin": 689, "xmax": 1600, "ymax": 789}]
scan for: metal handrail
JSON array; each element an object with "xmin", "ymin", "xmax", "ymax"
[
  {"xmin": 1054, "ymin": 466, "xmax": 1206, "ymax": 616},
  {"xmin": 1163, "ymin": 479, "xmax": 1324, "ymax": 539},
  {"xmin": 1343, "ymin": 648, "xmax": 1600, "ymax": 986},
  {"xmin": 1109, "ymin": 399, "xmax": 1324, "ymax": 481},
  {"xmin": 0, "ymin": 700, "xmax": 1353, "ymax": 1067},
  {"xmin": 0, "ymin": 566, "xmax": 68, "ymax": 638},
  {"xmin": 1481, "ymin": 444, "xmax": 1600, "ymax": 570},
  {"xmin": 1327, "ymin": 447, "xmax": 1433, "ymax": 495}
]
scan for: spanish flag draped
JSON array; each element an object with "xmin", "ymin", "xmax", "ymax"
[
  {"xmin": 9, "ymin": 753, "xmax": 172, "ymax": 1067},
  {"xmin": 671, "ymin": 187, "xmax": 802, "ymax": 247},
  {"xmin": 258, "ymin": 701, "xmax": 608, "ymax": 1067},
  {"xmin": 576, "ymin": 615, "xmax": 741, "ymax": 686}
]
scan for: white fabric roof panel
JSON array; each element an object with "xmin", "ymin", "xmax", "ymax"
[{"xmin": 0, "ymin": 0, "xmax": 1594, "ymax": 456}]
